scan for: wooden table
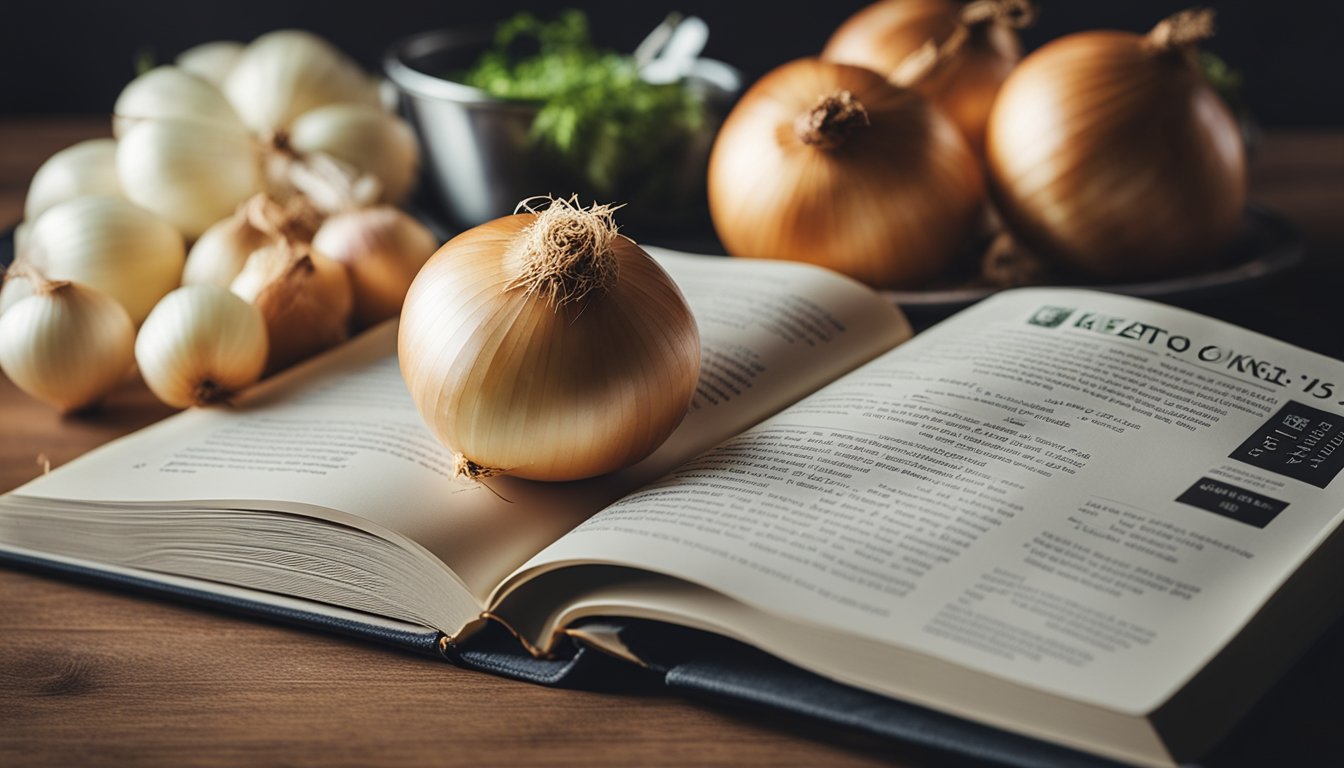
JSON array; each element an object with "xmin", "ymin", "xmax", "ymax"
[{"xmin": 2, "ymin": 117, "xmax": 1343, "ymax": 767}]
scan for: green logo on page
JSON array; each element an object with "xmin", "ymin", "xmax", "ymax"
[{"xmin": 1027, "ymin": 306, "xmax": 1075, "ymax": 328}]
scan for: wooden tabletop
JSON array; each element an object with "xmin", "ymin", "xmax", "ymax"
[{"xmin": 2, "ymin": 117, "xmax": 1344, "ymax": 768}]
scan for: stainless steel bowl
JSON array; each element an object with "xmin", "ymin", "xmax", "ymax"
[{"xmin": 383, "ymin": 28, "xmax": 741, "ymax": 230}]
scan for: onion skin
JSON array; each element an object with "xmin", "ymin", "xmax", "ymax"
[
  {"xmin": 399, "ymin": 213, "xmax": 701, "ymax": 482},
  {"xmin": 822, "ymin": 0, "xmax": 1025, "ymax": 155},
  {"xmin": 0, "ymin": 281, "xmax": 135, "ymax": 414},
  {"xmin": 708, "ymin": 59, "xmax": 983, "ymax": 289},
  {"xmin": 231, "ymin": 243, "xmax": 352, "ymax": 374},
  {"xmin": 24, "ymin": 195, "xmax": 186, "ymax": 326},
  {"xmin": 986, "ymin": 27, "xmax": 1246, "ymax": 280},
  {"xmin": 24, "ymin": 138, "xmax": 124, "ymax": 222},
  {"xmin": 135, "ymin": 285, "xmax": 268, "ymax": 409},
  {"xmin": 312, "ymin": 206, "xmax": 438, "ymax": 330}
]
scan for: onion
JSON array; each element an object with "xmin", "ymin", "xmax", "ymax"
[
  {"xmin": 230, "ymin": 240, "xmax": 352, "ymax": 374},
  {"xmin": 399, "ymin": 199, "xmax": 701, "ymax": 482},
  {"xmin": 708, "ymin": 58, "xmax": 983, "ymax": 289},
  {"xmin": 311, "ymin": 206, "xmax": 438, "ymax": 330},
  {"xmin": 822, "ymin": 0, "xmax": 1034, "ymax": 156},
  {"xmin": 135, "ymin": 285, "xmax": 269, "ymax": 409},
  {"xmin": 985, "ymin": 9, "xmax": 1245, "ymax": 280},
  {"xmin": 0, "ymin": 270, "xmax": 136, "ymax": 414},
  {"xmin": 22, "ymin": 195, "xmax": 186, "ymax": 325},
  {"xmin": 183, "ymin": 194, "xmax": 320, "ymax": 288}
]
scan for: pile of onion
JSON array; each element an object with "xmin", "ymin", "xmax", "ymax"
[
  {"xmin": 1, "ymin": 30, "xmax": 438, "ymax": 416},
  {"xmin": 707, "ymin": 58, "xmax": 983, "ymax": 289},
  {"xmin": 822, "ymin": 0, "xmax": 1036, "ymax": 156},
  {"xmin": 986, "ymin": 9, "xmax": 1246, "ymax": 280},
  {"xmin": 399, "ymin": 199, "xmax": 701, "ymax": 483}
]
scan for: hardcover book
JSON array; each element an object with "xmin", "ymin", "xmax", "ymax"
[{"xmin": 3, "ymin": 249, "xmax": 1343, "ymax": 767}]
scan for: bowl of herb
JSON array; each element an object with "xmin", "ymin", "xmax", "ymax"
[{"xmin": 384, "ymin": 10, "xmax": 741, "ymax": 231}]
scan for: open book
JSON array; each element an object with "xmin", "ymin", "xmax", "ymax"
[{"xmin": 4, "ymin": 249, "xmax": 1344, "ymax": 767}]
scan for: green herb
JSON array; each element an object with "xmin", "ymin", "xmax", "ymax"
[
  {"xmin": 1199, "ymin": 51, "xmax": 1247, "ymax": 121},
  {"xmin": 463, "ymin": 10, "xmax": 705, "ymax": 199}
]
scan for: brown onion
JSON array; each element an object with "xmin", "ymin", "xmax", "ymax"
[
  {"xmin": 230, "ymin": 239, "xmax": 352, "ymax": 374},
  {"xmin": 986, "ymin": 9, "xmax": 1245, "ymax": 280},
  {"xmin": 822, "ymin": 0, "xmax": 1034, "ymax": 155},
  {"xmin": 312, "ymin": 206, "xmax": 438, "ymax": 330},
  {"xmin": 399, "ymin": 199, "xmax": 700, "ymax": 483},
  {"xmin": 708, "ymin": 58, "xmax": 983, "ymax": 289}
]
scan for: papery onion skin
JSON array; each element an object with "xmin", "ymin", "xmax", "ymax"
[
  {"xmin": 231, "ymin": 243, "xmax": 352, "ymax": 374},
  {"xmin": 708, "ymin": 59, "xmax": 983, "ymax": 289},
  {"xmin": 985, "ymin": 24, "xmax": 1246, "ymax": 280},
  {"xmin": 822, "ymin": 0, "xmax": 1026, "ymax": 155},
  {"xmin": 312, "ymin": 206, "xmax": 438, "ymax": 329},
  {"xmin": 182, "ymin": 212, "xmax": 275, "ymax": 288},
  {"xmin": 0, "ymin": 269, "xmax": 37, "ymax": 317},
  {"xmin": 183, "ymin": 194, "xmax": 318, "ymax": 288},
  {"xmin": 399, "ymin": 213, "xmax": 701, "ymax": 482},
  {"xmin": 289, "ymin": 104, "xmax": 420, "ymax": 206}
]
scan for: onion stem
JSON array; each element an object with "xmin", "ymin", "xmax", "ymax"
[
  {"xmin": 1144, "ymin": 9, "xmax": 1216, "ymax": 53},
  {"xmin": 961, "ymin": 0, "xmax": 1036, "ymax": 29},
  {"xmin": 7, "ymin": 262, "xmax": 65, "ymax": 296},
  {"xmin": 793, "ymin": 91, "xmax": 871, "ymax": 150}
]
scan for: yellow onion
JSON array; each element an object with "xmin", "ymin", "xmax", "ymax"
[
  {"xmin": 182, "ymin": 194, "xmax": 321, "ymax": 288},
  {"xmin": 399, "ymin": 199, "xmax": 701, "ymax": 482},
  {"xmin": 986, "ymin": 9, "xmax": 1245, "ymax": 280},
  {"xmin": 230, "ymin": 240, "xmax": 352, "ymax": 374},
  {"xmin": 312, "ymin": 206, "xmax": 438, "ymax": 330},
  {"xmin": 823, "ymin": 0, "xmax": 1034, "ymax": 155},
  {"xmin": 708, "ymin": 58, "xmax": 983, "ymax": 289}
]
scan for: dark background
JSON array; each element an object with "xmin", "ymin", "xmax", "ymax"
[{"xmin": 1, "ymin": 0, "xmax": 1340, "ymax": 127}]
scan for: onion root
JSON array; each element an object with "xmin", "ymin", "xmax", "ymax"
[{"xmin": 506, "ymin": 197, "xmax": 620, "ymax": 307}]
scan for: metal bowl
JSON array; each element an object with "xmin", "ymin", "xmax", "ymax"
[{"xmin": 383, "ymin": 28, "xmax": 742, "ymax": 230}]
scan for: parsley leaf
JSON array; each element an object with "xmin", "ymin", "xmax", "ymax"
[{"xmin": 463, "ymin": 10, "xmax": 706, "ymax": 199}]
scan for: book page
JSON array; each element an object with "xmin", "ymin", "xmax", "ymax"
[
  {"xmin": 510, "ymin": 287, "xmax": 1344, "ymax": 713},
  {"xmin": 4, "ymin": 251, "xmax": 909, "ymax": 616}
]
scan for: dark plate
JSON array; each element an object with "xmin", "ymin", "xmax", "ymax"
[{"xmin": 881, "ymin": 205, "xmax": 1301, "ymax": 319}]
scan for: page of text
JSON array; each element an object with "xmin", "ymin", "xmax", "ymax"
[
  {"xmin": 519, "ymin": 287, "xmax": 1344, "ymax": 712},
  {"xmin": 7, "ymin": 251, "xmax": 909, "ymax": 609}
]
